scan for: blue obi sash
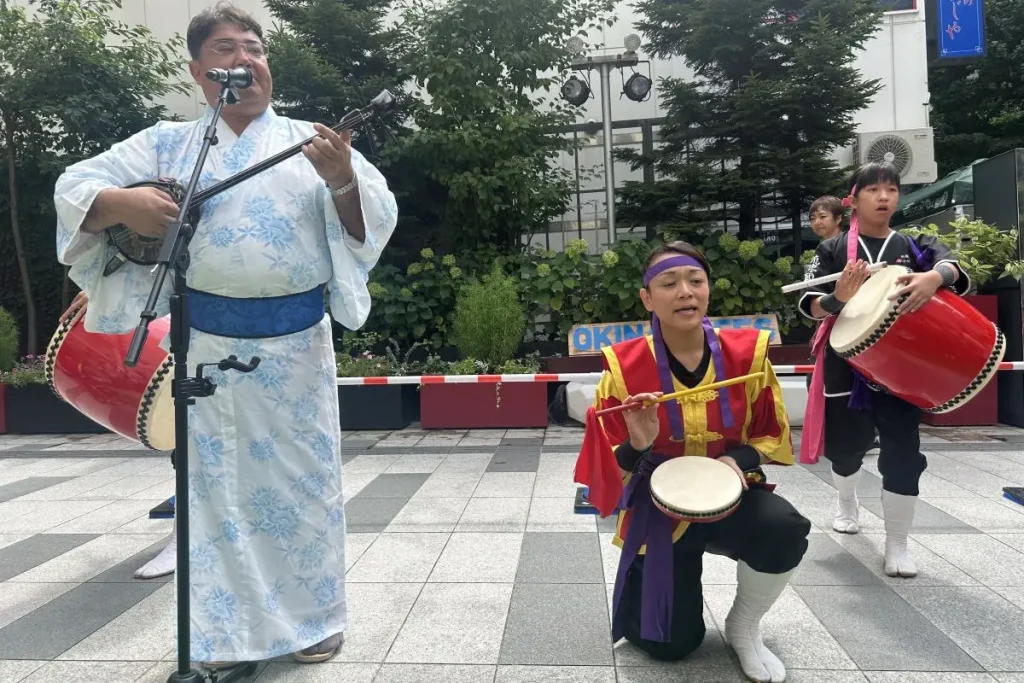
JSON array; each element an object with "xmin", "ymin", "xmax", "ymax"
[{"xmin": 187, "ymin": 284, "xmax": 326, "ymax": 339}]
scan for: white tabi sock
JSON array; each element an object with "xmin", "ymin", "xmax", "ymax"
[
  {"xmin": 134, "ymin": 518, "xmax": 176, "ymax": 580},
  {"xmin": 724, "ymin": 561, "xmax": 793, "ymax": 683},
  {"xmin": 831, "ymin": 470, "xmax": 861, "ymax": 534},
  {"xmin": 882, "ymin": 490, "xmax": 918, "ymax": 578}
]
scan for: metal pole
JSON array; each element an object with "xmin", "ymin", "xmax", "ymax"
[
  {"xmin": 573, "ymin": 129, "xmax": 583, "ymax": 239},
  {"xmin": 599, "ymin": 63, "xmax": 616, "ymax": 249}
]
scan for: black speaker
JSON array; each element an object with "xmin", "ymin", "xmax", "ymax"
[{"xmin": 973, "ymin": 149, "xmax": 1024, "ymax": 426}]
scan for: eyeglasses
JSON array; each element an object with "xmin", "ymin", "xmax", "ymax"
[{"xmin": 208, "ymin": 41, "xmax": 267, "ymax": 58}]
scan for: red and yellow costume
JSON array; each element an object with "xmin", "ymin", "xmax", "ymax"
[
  {"xmin": 577, "ymin": 327, "xmax": 793, "ymax": 528},
  {"xmin": 574, "ymin": 327, "xmax": 794, "ymax": 645}
]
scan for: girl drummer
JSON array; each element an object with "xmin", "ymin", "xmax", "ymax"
[
  {"xmin": 799, "ymin": 161, "xmax": 969, "ymax": 578},
  {"xmin": 575, "ymin": 241, "xmax": 810, "ymax": 683}
]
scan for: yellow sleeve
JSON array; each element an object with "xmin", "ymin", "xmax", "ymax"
[{"xmin": 745, "ymin": 336, "xmax": 794, "ymax": 465}]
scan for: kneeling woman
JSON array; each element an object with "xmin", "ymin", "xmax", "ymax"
[{"xmin": 576, "ymin": 241, "xmax": 810, "ymax": 683}]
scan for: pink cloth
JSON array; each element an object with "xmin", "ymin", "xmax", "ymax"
[
  {"xmin": 799, "ymin": 205, "xmax": 860, "ymax": 464},
  {"xmin": 799, "ymin": 315, "xmax": 836, "ymax": 464}
]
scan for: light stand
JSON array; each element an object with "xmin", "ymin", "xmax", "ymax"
[
  {"xmin": 568, "ymin": 51, "xmax": 639, "ymax": 250},
  {"xmin": 126, "ymin": 81, "xmax": 260, "ymax": 683}
]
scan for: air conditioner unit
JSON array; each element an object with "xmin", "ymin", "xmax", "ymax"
[{"xmin": 854, "ymin": 128, "xmax": 938, "ymax": 185}]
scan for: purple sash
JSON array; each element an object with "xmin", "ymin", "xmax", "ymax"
[{"xmin": 611, "ymin": 452, "xmax": 676, "ymax": 643}]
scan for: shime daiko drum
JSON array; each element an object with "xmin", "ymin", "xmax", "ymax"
[
  {"xmin": 829, "ymin": 265, "xmax": 1005, "ymax": 414},
  {"xmin": 649, "ymin": 456, "xmax": 744, "ymax": 523},
  {"xmin": 44, "ymin": 315, "xmax": 174, "ymax": 450}
]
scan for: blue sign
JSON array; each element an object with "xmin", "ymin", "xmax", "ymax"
[
  {"xmin": 568, "ymin": 314, "xmax": 781, "ymax": 356},
  {"xmin": 937, "ymin": 0, "xmax": 986, "ymax": 60}
]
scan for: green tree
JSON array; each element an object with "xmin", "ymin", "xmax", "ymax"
[
  {"xmin": 0, "ymin": 0, "xmax": 187, "ymax": 353},
  {"xmin": 928, "ymin": 0, "xmax": 1024, "ymax": 175},
  {"xmin": 263, "ymin": 0, "xmax": 409, "ymax": 161},
  {"xmin": 619, "ymin": 0, "xmax": 882, "ymax": 250},
  {"xmin": 386, "ymin": 0, "xmax": 615, "ymax": 257}
]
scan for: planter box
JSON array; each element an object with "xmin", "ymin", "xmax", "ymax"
[
  {"xmin": 4, "ymin": 384, "xmax": 109, "ymax": 435},
  {"xmin": 420, "ymin": 382, "xmax": 549, "ymax": 429},
  {"xmin": 337, "ymin": 384, "xmax": 419, "ymax": 430},
  {"xmin": 924, "ymin": 293, "xmax": 1000, "ymax": 427}
]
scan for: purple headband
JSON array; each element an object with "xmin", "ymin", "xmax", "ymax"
[
  {"xmin": 644, "ymin": 254, "xmax": 735, "ymax": 440},
  {"xmin": 643, "ymin": 254, "xmax": 705, "ymax": 286}
]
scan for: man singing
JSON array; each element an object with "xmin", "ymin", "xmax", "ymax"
[{"xmin": 53, "ymin": 1, "xmax": 397, "ymax": 666}]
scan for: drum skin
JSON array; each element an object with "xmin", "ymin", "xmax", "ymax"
[
  {"xmin": 830, "ymin": 266, "xmax": 1005, "ymax": 414},
  {"xmin": 44, "ymin": 315, "xmax": 174, "ymax": 450},
  {"xmin": 649, "ymin": 456, "xmax": 743, "ymax": 523}
]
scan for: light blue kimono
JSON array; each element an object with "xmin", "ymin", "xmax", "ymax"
[{"xmin": 53, "ymin": 105, "xmax": 397, "ymax": 661}]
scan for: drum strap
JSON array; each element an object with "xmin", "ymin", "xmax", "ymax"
[
  {"xmin": 612, "ymin": 452, "xmax": 676, "ymax": 644},
  {"xmin": 187, "ymin": 284, "xmax": 326, "ymax": 338}
]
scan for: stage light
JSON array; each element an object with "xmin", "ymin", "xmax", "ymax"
[
  {"xmin": 623, "ymin": 72, "xmax": 652, "ymax": 102},
  {"xmin": 624, "ymin": 33, "xmax": 641, "ymax": 53},
  {"xmin": 561, "ymin": 75, "xmax": 591, "ymax": 106}
]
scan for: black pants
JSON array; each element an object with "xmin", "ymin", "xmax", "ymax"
[
  {"xmin": 619, "ymin": 487, "xmax": 811, "ymax": 661},
  {"xmin": 824, "ymin": 392, "xmax": 926, "ymax": 496}
]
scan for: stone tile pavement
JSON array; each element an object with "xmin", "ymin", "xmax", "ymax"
[{"xmin": 0, "ymin": 425, "xmax": 1023, "ymax": 682}]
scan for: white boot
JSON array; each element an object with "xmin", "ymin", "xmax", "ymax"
[
  {"xmin": 134, "ymin": 517, "xmax": 176, "ymax": 580},
  {"xmin": 832, "ymin": 470, "xmax": 861, "ymax": 534},
  {"xmin": 882, "ymin": 490, "xmax": 918, "ymax": 578},
  {"xmin": 724, "ymin": 561, "xmax": 792, "ymax": 683}
]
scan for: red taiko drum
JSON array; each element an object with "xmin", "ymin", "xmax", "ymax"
[
  {"xmin": 830, "ymin": 265, "xmax": 1005, "ymax": 414},
  {"xmin": 44, "ymin": 315, "xmax": 174, "ymax": 450}
]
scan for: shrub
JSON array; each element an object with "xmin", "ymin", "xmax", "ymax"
[
  {"xmin": 451, "ymin": 264, "xmax": 526, "ymax": 366},
  {"xmin": 903, "ymin": 217, "xmax": 1024, "ymax": 290},
  {"xmin": 0, "ymin": 308, "xmax": 17, "ymax": 373}
]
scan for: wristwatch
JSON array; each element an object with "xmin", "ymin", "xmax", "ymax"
[{"xmin": 327, "ymin": 174, "xmax": 358, "ymax": 197}]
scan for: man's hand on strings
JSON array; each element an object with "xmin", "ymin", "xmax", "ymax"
[{"xmin": 303, "ymin": 124, "xmax": 355, "ymax": 190}]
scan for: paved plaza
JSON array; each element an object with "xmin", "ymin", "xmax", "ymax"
[{"xmin": 0, "ymin": 425, "xmax": 1023, "ymax": 683}]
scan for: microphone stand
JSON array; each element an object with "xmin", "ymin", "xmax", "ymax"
[{"xmin": 126, "ymin": 82, "xmax": 259, "ymax": 683}]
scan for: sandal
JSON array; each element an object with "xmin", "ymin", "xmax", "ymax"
[{"xmin": 293, "ymin": 632, "xmax": 344, "ymax": 664}]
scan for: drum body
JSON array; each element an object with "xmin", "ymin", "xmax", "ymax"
[
  {"xmin": 45, "ymin": 316, "xmax": 174, "ymax": 450},
  {"xmin": 830, "ymin": 265, "xmax": 1005, "ymax": 413},
  {"xmin": 649, "ymin": 456, "xmax": 743, "ymax": 523}
]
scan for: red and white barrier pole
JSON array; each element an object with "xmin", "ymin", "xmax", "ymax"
[{"xmin": 335, "ymin": 362, "xmax": 1024, "ymax": 386}]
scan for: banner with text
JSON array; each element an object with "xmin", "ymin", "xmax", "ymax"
[{"xmin": 568, "ymin": 314, "xmax": 782, "ymax": 355}]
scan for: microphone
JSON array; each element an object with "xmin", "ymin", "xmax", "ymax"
[{"xmin": 205, "ymin": 67, "xmax": 253, "ymax": 89}]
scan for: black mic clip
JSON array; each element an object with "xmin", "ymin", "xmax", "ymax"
[{"xmin": 205, "ymin": 67, "xmax": 253, "ymax": 89}]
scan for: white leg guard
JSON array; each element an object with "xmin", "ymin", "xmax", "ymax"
[
  {"xmin": 134, "ymin": 517, "xmax": 177, "ymax": 580},
  {"xmin": 831, "ymin": 470, "xmax": 861, "ymax": 534},
  {"xmin": 724, "ymin": 561, "xmax": 793, "ymax": 683},
  {"xmin": 882, "ymin": 490, "xmax": 918, "ymax": 578}
]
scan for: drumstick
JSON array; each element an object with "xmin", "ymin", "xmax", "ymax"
[
  {"xmin": 594, "ymin": 372, "xmax": 765, "ymax": 417},
  {"xmin": 781, "ymin": 262, "xmax": 887, "ymax": 293}
]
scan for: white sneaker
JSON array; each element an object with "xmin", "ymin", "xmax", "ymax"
[
  {"xmin": 831, "ymin": 470, "xmax": 861, "ymax": 534},
  {"xmin": 724, "ymin": 561, "xmax": 792, "ymax": 683},
  {"xmin": 882, "ymin": 490, "xmax": 918, "ymax": 578}
]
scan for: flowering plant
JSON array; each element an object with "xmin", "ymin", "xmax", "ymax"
[{"xmin": 0, "ymin": 355, "xmax": 47, "ymax": 387}]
